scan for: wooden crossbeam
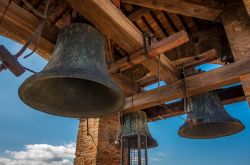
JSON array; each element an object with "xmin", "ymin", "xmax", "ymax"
[
  {"xmin": 122, "ymin": 0, "xmax": 223, "ymax": 21},
  {"xmin": 66, "ymin": 0, "xmax": 143, "ymax": 54},
  {"xmin": 240, "ymin": 73, "xmax": 250, "ymax": 107},
  {"xmin": 142, "ymin": 54, "xmax": 180, "ymax": 83},
  {"xmin": 147, "ymin": 85, "xmax": 245, "ymax": 122},
  {"xmin": 108, "ymin": 30, "xmax": 188, "ymax": 74},
  {"xmin": 0, "ymin": 0, "xmax": 57, "ymax": 60},
  {"xmin": 173, "ymin": 49, "xmax": 218, "ymax": 69},
  {"xmin": 123, "ymin": 57, "xmax": 250, "ymax": 113},
  {"xmin": 66, "ymin": 0, "xmax": 187, "ymax": 83}
]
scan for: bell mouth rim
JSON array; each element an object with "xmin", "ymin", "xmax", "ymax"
[
  {"xmin": 178, "ymin": 120, "xmax": 245, "ymax": 139},
  {"xmin": 18, "ymin": 69, "xmax": 125, "ymax": 118},
  {"xmin": 121, "ymin": 134, "xmax": 158, "ymax": 149}
]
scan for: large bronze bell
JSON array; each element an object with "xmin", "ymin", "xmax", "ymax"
[
  {"xmin": 178, "ymin": 91, "xmax": 244, "ymax": 139},
  {"xmin": 122, "ymin": 111, "xmax": 158, "ymax": 148},
  {"xmin": 18, "ymin": 23, "xmax": 125, "ymax": 118}
]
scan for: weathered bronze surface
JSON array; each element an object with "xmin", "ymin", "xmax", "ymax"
[
  {"xmin": 179, "ymin": 91, "xmax": 244, "ymax": 139},
  {"xmin": 122, "ymin": 111, "xmax": 158, "ymax": 148},
  {"xmin": 19, "ymin": 23, "xmax": 125, "ymax": 118}
]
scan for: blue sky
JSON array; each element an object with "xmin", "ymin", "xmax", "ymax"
[{"xmin": 1, "ymin": 36, "xmax": 250, "ymax": 165}]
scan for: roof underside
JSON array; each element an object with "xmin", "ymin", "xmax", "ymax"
[{"xmin": 0, "ymin": 0, "xmax": 241, "ymax": 121}]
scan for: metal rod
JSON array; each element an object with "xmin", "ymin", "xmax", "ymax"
[
  {"xmin": 138, "ymin": 134, "xmax": 141, "ymax": 165},
  {"xmin": 145, "ymin": 136, "xmax": 148, "ymax": 165}
]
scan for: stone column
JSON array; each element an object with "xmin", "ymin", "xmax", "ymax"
[
  {"xmin": 74, "ymin": 115, "xmax": 120, "ymax": 165},
  {"xmin": 221, "ymin": 0, "xmax": 250, "ymax": 61}
]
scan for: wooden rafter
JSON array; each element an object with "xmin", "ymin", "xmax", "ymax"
[
  {"xmin": 66, "ymin": 0, "xmax": 187, "ymax": 84},
  {"xmin": 128, "ymin": 7, "xmax": 151, "ymax": 22},
  {"xmin": 122, "ymin": 0, "xmax": 223, "ymax": 21},
  {"xmin": 173, "ymin": 49, "xmax": 218, "ymax": 69},
  {"xmin": 0, "ymin": 0, "xmax": 57, "ymax": 59}
]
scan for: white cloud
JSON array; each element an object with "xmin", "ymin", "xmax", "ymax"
[
  {"xmin": 0, "ymin": 142, "xmax": 75, "ymax": 165},
  {"xmin": 158, "ymin": 152, "xmax": 167, "ymax": 157},
  {"xmin": 149, "ymin": 152, "xmax": 167, "ymax": 163},
  {"xmin": 150, "ymin": 157, "xmax": 161, "ymax": 162}
]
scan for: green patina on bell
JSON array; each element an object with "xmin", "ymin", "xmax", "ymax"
[{"xmin": 19, "ymin": 23, "xmax": 125, "ymax": 118}]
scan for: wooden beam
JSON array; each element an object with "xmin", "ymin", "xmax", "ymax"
[
  {"xmin": 66, "ymin": 0, "xmax": 143, "ymax": 54},
  {"xmin": 66, "ymin": 0, "xmax": 188, "ymax": 84},
  {"xmin": 105, "ymin": 38, "xmax": 139, "ymax": 96},
  {"xmin": 108, "ymin": 30, "xmax": 188, "ymax": 74},
  {"xmin": 0, "ymin": 1, "xmax": 139, "ymax": 96},
  {"xmin": 138, "ymin": 49, "xmax": 218, "ymax": 86},
  {"xmin": 173, "ymin": 49, "xmax": 218, "ymax": 69},
  {"xmin": 146, "ymin": 85, "xmax": 245, "ymax": 122},
  {"xmin": 142, "ymin": 56, "xmax": 179, "ymax": 83},
  {"xmin": 243, "ymin": 0, "xmax": 250, "ymax": 16},
  {"xmin": 112, "ymin": 74, "xmax": 140, "ymax": 96},
  {"xmin": 240, "ymin": 73, "xmax": 250, "ymax": 107},
  {"xmin": 0, "ymin": 0, "xmax": 57, "ymax": 60},
  {"xmin": 122, "ymin": 0, "xmax": 223, "ymax": 21},
  {"xmin": 123, "ymin": 57, "xmax": 250, "ymax": 113}
]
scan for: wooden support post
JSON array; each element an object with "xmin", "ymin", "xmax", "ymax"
[
  {"xmin": 221, "ymin": 0, "xmax": 250, "ymax": 61},
  {"xmin": 123, "ymin": 0, "xmax": 223, "ymax": 21},
  {"xmin": 240, "ymin": 73, "xmax": 250, "ymax": 107}
]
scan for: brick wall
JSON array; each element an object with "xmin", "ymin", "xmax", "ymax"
[
  {"xmin": 74, "ymin": 115, "xmax": 120, "ymax": 165},
  {"xmin": 221, "ymin": 0, "xmax": 250, "ymax": 61}
]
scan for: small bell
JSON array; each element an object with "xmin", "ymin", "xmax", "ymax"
[
  {"xmin": 178, "ymin": 91, "xmax": 244, "ymax": 139},
  {"xmin": 121, "ymin": 111, "xmax": 158, "ymax": 149},
  {"xmin": 121, "ymin": 111, "xmax": 157, "ymax": 165}
]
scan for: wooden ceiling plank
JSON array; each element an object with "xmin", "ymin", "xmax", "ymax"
[
  {"xmin": 123, "ymin": 57, "xmax": 250, "ymax": 113},
  {"xmin": 122, "ymin": 0, "xmax": 223, "ymax": 21},
  {"xmin": 128, "ymin": 7, "xmax": 151, "ymax": 22}
]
